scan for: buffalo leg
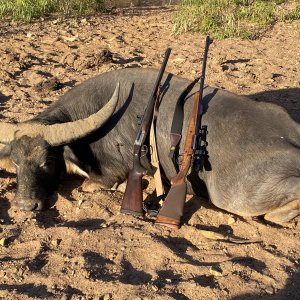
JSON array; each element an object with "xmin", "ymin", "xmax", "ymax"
[{"xmin": 264, "ymin": 199, "xmax": 300, "ymax": 224}]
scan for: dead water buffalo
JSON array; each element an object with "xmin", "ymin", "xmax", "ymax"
[{"xmin": 0, "ymin": 68, "xmax": 299, "ymax": 224}]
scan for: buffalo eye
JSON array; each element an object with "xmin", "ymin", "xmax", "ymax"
[
  {"xmin": 39, "ymin": 160, "xmax": 56, "ymax": 172},
  {"xmin": 39, "ymin": 161, "xmax": 52, "ymax": 171},
  {"xmin": 39, "ymin": 161, "xmax": 47, "ymax": 168}
]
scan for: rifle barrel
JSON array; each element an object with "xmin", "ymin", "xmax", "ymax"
[{"xmin": 138, "ymin": 48, "xmax": 171, "ymax": 142}]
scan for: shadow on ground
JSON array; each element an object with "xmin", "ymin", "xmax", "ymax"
[{"xmin": 232, "ymin": 268, "xmax": 300, "ymax": 300}]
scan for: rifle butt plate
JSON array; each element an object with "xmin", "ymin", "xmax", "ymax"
[{"xmin": 155, "ymin": 215, "xmax": 180, "ymax": 230}]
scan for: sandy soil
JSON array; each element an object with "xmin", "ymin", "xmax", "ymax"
[{"xmin": 0, "ymin": 6, "xmax": 299, "ymax": 300}]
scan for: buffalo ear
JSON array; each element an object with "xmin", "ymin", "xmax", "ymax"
[{"xmin": 0, "ymin": 145, "xmax": 15, "ymax": 173}]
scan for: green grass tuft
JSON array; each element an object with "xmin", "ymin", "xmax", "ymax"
[
  {"xmin": 0, "ymin": 0, "xmax": 106, "ymax": 21},
  {"xmin": 285, "ymin": 3, "xmax": 300, "ymax": 20},
  {"xmin": 173, "ymin": 0, "xmax": 300, "ymax": 39}
]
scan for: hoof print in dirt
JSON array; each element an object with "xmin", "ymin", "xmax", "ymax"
[
  {"xmin": 62, "ymin": 50, "xmax": 114, "ymax": 71},
  {"xmin": 33, "ymin": 77, "xmax": 63, "ymax": 93}
]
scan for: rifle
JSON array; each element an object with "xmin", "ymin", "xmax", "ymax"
[
  {"xmin": 155, "ymin": 36, "xmax": 212, "ymax": 229},
  {"xmin": 120, "ymin": 48, "xmax": 171, "ymax": 216}
]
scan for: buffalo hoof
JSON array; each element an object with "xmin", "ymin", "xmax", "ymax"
[
  {"xmin": 264, "ymin": 199, "xmax": 300, "ymax": 225},
  {"xmin": 18, "ymin": 200, "xmax": 43, "ymax": 211}
]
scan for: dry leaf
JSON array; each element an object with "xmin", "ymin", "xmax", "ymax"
[{"xmin": 199, "ymin": 230, "xmax": 225, "ymax": 240}]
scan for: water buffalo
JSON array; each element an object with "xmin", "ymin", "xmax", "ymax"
[{"xmin": 0, "ymin": 68, "xmax": 299, "ymax": 224}]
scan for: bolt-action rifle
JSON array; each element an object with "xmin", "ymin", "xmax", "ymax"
[
  {"xmin": 120, "ymin": 48, "xmax": 171, "ymax": 216},
  {"xmin": 155, "ymin": 36, "xmax": 212, "ymax": 229}
]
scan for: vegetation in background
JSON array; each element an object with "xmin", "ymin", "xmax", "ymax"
[
  {"xmin": 0, "ymin": 0, "xmax": 106, "ymax": 21},
  {"xmin": 285, "ymin": 2, "xmax": 300, "ymax": 19},
  {"xmin": 0, "ymin": 0, "xmax": 299, "ymax": 40},
  {"xmin": 173, "ymin": 0, "xmax": 300, "ymax": 39}
]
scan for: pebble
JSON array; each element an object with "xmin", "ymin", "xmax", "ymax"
[
  {"xmin": 227, "ymin": 216, "xmax": 236, "ymax": 225},
  {"xmin": 102, "ymin": 294, "xmax": 111, "ymax": 300},
  {"xmin": 51, "ymin": 239, "xmax": 60, "ymax": 247},
  {"xmin": 209, "ymin": 265, "xmax": 223, "ymax": 277},
  {"xmin": 264, "ymin": 286, "xmax": 274, "ymax": 295},
  {"xmin": 0, "ymin": 238, "xmax": 7, "ymax": 246},
  {"xmin": 151, "ymin": 285, "xmax": 158, "ymax": 292}
]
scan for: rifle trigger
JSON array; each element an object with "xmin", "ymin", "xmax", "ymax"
[{"xmin": 141, "ymin": 145, "xmax": 148, "ymax": 157}]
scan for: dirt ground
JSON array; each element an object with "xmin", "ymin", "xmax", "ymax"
[{"xmin": 0, "ymin": 5, "xmax": 299, "ymax": 300}]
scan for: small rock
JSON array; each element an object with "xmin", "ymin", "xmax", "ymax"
[
  {"xmin": 172, "ymin": 57, "xmax": 186, "ymax": 64},
  {"xmin": 62, "ymin": 35, "xmax": 78, "ymax": 42},
  {"xmin": 151, "ymin": 285, "xmax": 158, "ymax": 292},
  {"xmin": 227, "ymin": 216, "xmax": 236, "ymax": 225},
  {"xmin": 264, "ymin": 286, "xmax": 274, "ymax": 295},
  {"xmin": 102, "ymin": 293, "xmax": 112, "ymax": 300},
  {"xmin": 209, "ymin": 265, "xmax": 223, "ymax": 277},
  {"xmin": 165, "ymin": 278, "xmax": 172, "ymax": 283},
  {"xmin": 51, "ymin": 239, "xmax": 60, "ymax": 247},
  {"xmin": 0, "ymin": 238, "xmax": 7, "ymax": 246}
]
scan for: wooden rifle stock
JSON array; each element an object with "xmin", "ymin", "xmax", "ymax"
[
  {"xmin": 121, "ymin": 169, "xmax": 144, "ymax": 216},
  {"xmin": 155, "ymin": 92, "xmax": 200, "ymax": 229},
  {"xmin": 121, "ymin": 144, "xmax": 147, "ymax": 215}
]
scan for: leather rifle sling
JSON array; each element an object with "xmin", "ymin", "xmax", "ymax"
[
  {"xmin": 149, "ymin": 87, "xmax": 164, "ymax": 197},
  {"xmin": 150, "ymin": 121, "xmax": 164, "ymax": 197},
  {"xmin": 169, "ymin": 78, "xmax": 199, "ymax": 172}
]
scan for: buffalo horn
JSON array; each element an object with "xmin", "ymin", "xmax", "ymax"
[
  {"xmin": 0, "ymin": 82, "xmax": 120, "ymax": 146},
  {"xmin": 44, "ymin": 82, "xmax": 120, "ymax": 146}
]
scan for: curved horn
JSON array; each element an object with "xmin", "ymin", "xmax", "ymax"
[
  {"xmin": 0, "ymin": 82, "xmax": 120, "ymax": 145},
  {"xmin": 43, "ymin": 82, "xmax": 120, "ymax": 146}
]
